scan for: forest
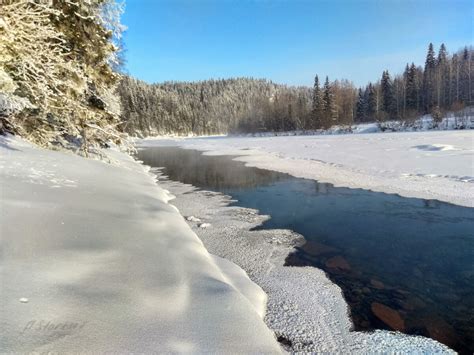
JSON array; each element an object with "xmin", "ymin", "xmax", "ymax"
[
  {"xmin": 119, "ymin": 43, "xmax": 473, "ymax": 136},
  {"xmin": 1, "ymin": 2, "xmax": 472, "ymax": 142}
]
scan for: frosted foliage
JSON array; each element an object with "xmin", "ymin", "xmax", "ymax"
[{"xmin": 0, "ymin": 0, "xmax": 125, "ymax": 151}]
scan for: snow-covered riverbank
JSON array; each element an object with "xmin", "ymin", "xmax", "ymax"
[
  {"xmin": 0, "ymin": 136, "xmax": 281, "ymax": 353},
  {"xmin": 139, "ymin": 130, "xmax": 474, "ymax": 207},
  {"xmin": 150, "ymin": 168, "xmax": 454, "ymax": 353}
]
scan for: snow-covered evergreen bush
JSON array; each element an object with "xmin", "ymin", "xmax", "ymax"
[{"xmin": 0, "ymin": 0, "xmax": 126, "ymax": 154}]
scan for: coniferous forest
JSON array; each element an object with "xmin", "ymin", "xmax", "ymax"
[{"xmin": 119, "ymin": 43, "xmax": 473, "ymax": 136}]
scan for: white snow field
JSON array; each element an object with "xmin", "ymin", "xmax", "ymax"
[
  {"xmin": 0, "ymin": 136, "xmax": 281, "ymax": 353},
  {"xmin": 140, "ymin": 130, "xmax": 474, "ymax": 207}
]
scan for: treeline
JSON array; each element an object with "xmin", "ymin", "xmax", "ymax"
[
  {"xmin": 119, "ymin": 43, "xmax": 473, "ymax": 136},
  {"xmin": 0, "ymin": 0, "xmax": 125, "ymax": 152},
  {"xmin": 352, "ymin": 44, "xmax": 473, "ymax": 125},
  {"xmin": 118, "ymin": 77, "xmax": 311, "ymax": 135}
]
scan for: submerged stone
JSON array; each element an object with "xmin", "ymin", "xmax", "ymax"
[
  {"xmin": 424, "ymin": 316, "xmax": 459, "ymax": 349},
  {"xmin": 371, "ymin": 302, "xmax": 405, "ymax": 331},
  {"xmin": 299, "ymin": 241, "xmax": 338, "ymax": 256},
  {"xmin": 370, "ymin": 279, "xmax": 385, "ymax": 289},
  {"xmin": 325, "ymin": 255, "xmax": 351, "ymax": 271}
]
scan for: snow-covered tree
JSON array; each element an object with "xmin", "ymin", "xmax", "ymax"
[
  {"xmin": 117, "ymin": 42, "xmax": 472, "ymax": 135},
  {"xmin": 0, "ymin": 0, "xmax": 126, "ymax": 153}
]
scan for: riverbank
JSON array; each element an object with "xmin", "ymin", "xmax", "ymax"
[
  {"xmin": 139, "ymin": 130, "xmax": 474, "ymax": 207},
  {"xmin": 149, "ymin": 165, "xmax": 454, "ymax": 353},
  {"xmin": 0, "ymin": 135, "xmax": 281, "ymax": 353}
]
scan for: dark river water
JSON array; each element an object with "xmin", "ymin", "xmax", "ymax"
[{"xmin": 138, "ymin": 146, "xmax": 474, "ymax": 354}]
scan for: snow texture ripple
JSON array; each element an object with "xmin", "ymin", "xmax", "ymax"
[{"xmin": 0, "ymin": 135, "xmax": 281, "ymax": 353}]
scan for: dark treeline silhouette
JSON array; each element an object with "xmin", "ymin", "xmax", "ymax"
[{"xmin": 118, "ymin": 44, "xmax": 473, "ymax": 136}]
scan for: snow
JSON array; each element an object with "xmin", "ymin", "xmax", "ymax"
[
  {"xmin": 411, "ymin": 144, "xmax": 459, "ymax": 151},
  {"xmin": 139, "ymin": 129, "xmax": 474, "ymax": 207},
  {"xmin": 0, "ymin": 92, "xmax": 34, "ymax": 117},
  {"xmin": 152, "ymin": 171, "xmax": 454, "ymax": 353},
  {"xmin": 0, "ymin": 135, "xmax": 281, "ymax": 353}
]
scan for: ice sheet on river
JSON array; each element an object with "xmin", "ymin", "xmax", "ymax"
[{"xmin": 140, "ymin": 130, "xmax": 474, "ymax": 207}]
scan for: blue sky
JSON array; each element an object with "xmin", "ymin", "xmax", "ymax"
[{"xmin": 122, "ymin": 0, "xmax": 472, "ymax": 87}]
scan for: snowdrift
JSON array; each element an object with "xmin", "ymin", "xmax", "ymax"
[{"xmin": 0, "ymin": 135, "xmax": 281, "ymax": 353}]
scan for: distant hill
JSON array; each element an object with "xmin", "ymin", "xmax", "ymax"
[{"xmin": 118, "ymin": 76, "xmax": 312, "ymax": 136}]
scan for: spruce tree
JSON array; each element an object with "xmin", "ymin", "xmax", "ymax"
[
  {"xmin": 323, "ymin": 76, "xmax": 336, "ymax": 127},
  {"xmin": 311, "ymin": 75, "xmax": 324, "ymax": 128},
  {"xmin": 365, "ymin": 84, "xmax": 377, "ymax": 121},
  {"xmin": 401, "ymin": 63, "xmax": 410, "ymax": 116},
  {"xmin": 381, "ymin": 70, "xmax": 395, "ymax": 118},
  {"xmin": 423, "ymin": 43, "xmax": 436, "ymax": 112},
  {"xmin": 406, "ymin": 63, "xmax": 419, "ymax": 111},
  {"xmin": 436, "ymin": 43, "xmax": 450, "ymax": 108},
  {"xmin": 460, "ymin": 47, "xmax": 472, "ymax": 104},
  {"xmin": 355, "ymin": 88, "xmax": 366, "ymax": 122},
  {"xmin": 451, "ymin": 53, "xmax": 460, "ymax": 104}
]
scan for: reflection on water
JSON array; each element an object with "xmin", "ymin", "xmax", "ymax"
[
  {"xmin": 138, "ymin": 146, "xmax": 474, "ymax": 354},
  {"xmin": 139, "ymin": 147, "xmax": 287, "ymax": 190}
]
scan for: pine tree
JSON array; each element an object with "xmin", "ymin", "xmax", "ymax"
[
  {"xmin": 381, "ymin": 70, "xmax": 396, "ymax": 118},
  {"xmin": 402, "ymin": 63, "xmax": 410, "ymax": 109},
  {"xmin": 311, "ymin": 75, "xmax": 324, "ymax": 128},
  {"xmin": 423, "ymin": 43, "xmax": 436, "ymax": 112},
  {"xmin": 365, "ymin": 83, "xmax": 377, "ymax": 121},
  {"xmin": 451, "ymin": 53, "xmax": 460, "ymax": 104},
  {"xmin": 323, "ymin": 76, "xmax": 337, "ymax": 127},
  {"xmin": 436, "ymin": 43, "xmax": 451, "ymax": 109},
  {"xmin": 355, "ymin": 88, "xmax": 366, "ymax": 122},
  {"xmin": 401, "ymin": 64, "xmax": 410, "ymax": 116},
  {"xmin": 406, "ymin": 63, "xmax": 419, "ymax": 111},
  {"xmin": 460, "ymin": 47, "xmax": 472, "ymax": 104}
]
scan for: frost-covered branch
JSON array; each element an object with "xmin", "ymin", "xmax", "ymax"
[{"xmin": 0, "ymin": 0, "xmax": 127, "ymax": 151}]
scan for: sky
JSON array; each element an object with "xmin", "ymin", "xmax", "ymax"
[{"xmin": 122, "ymin": 0, "xmax": 473, "ymax": 87}]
